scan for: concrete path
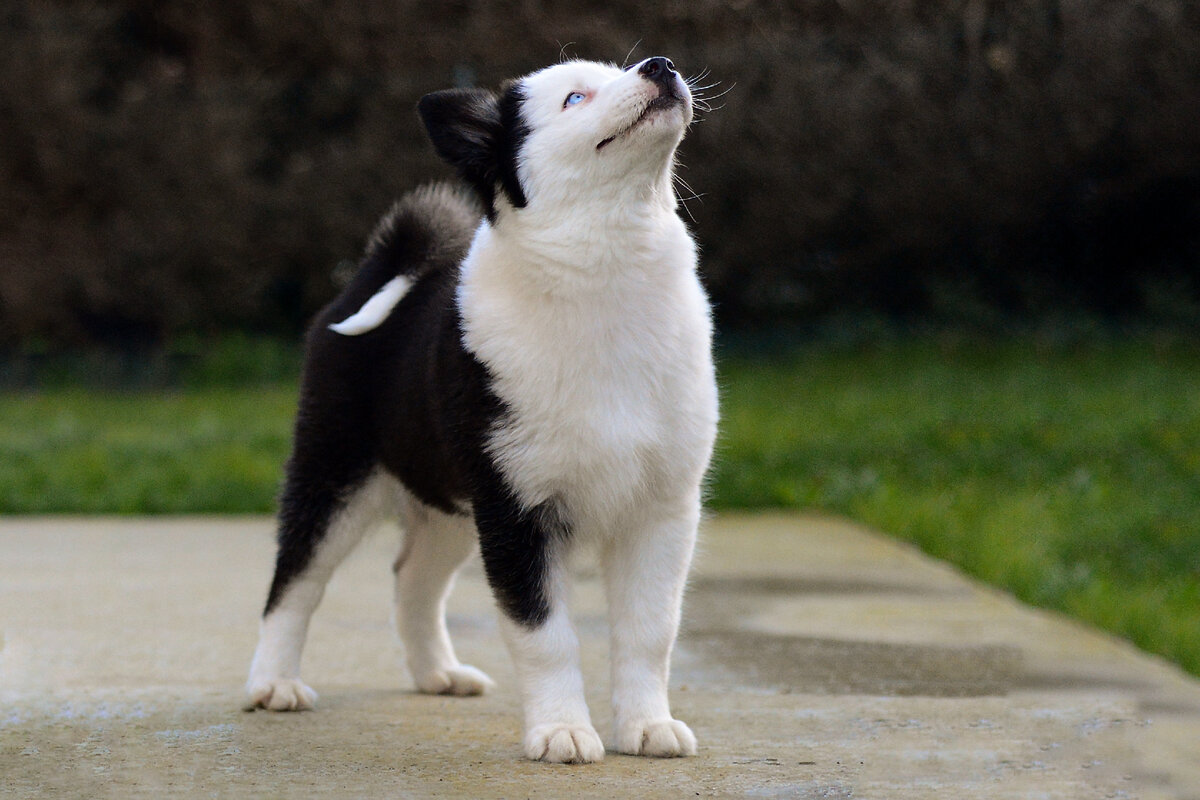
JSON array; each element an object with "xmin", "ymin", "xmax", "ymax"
[{"xmin": 1, "ymin": 515, "xmax": 1198, "ymax": 799}]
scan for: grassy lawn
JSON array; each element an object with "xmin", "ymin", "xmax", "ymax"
[
  {"xmin": 0, "ymin": 388, "xmax": 296, "ymax": 514},
  {"xmin": 2, "ymin": 336, "xmax": 1198, "ymax": 677},
  {"xmin": 715, "ymin": 337, "xmax": 1200, "ymax": 677}
]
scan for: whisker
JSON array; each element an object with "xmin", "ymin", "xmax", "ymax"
[
  {"xmin": 685, "ymin": 71, "xmax": 730, "ymax": 122},
  {"xmin": 676, "ymin": 192, "xmax": 698, "ymax": 223},
  {"xmin": 558, "ymin": 41, "xmax": 577, "ymax": 62},
  {"xmin": 690, "ymin": 97, "xmax": 727, "ymax": 118},
  {"xmin": 672, "ymin": 174, "xmax": 707, "ymax": 207},
  {"xmin": 673, "ymin": 172, "xmax": 706, "ymax": 222},
  {"xmin": 686, "ymin": 75, "xmax": 733, "ymax": 121},
  {"xmin": 695, "ymin": 83, "xmax": 736, "ymax": 103},
  {"xmin": 691, "ymin": 98, "xmax": 728, "ymax": 115},
  {"xmin": 621, "ymin": 39, "xmax": 644, "ymax": 70}
]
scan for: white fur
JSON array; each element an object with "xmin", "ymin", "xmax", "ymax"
[
  {"xmin": 459, "ymin": 60, "xmax": 717, "ymax": 761},
  {"xmin": 501, "ymin": 558, "xmax": 605, "ymax": 763},
  {"xmin": 392, "ymin": 493, "xmax": 495, "ymax": 695},
  {"xmin": 328, "ymin": 275, "xmax": 414, "ymax": 335},
  {"xmin": 603, "ymin": 500, "xmax": 700, "ymax": 756},
  {"xmin": 461, "ymin": 62, "xmax": 715, "ymax": 528}
]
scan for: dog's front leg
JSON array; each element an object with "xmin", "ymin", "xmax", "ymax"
[
  {"xmin": 499, "ymin": 576, "xmax": 603, "ymax": 764},
  {"xmin": 475, "ymin": 495, "xmax": 604, "ymax": 764},
  {"xmin": 602, "ymin": 503, "xmax": 699, "ymax": 757}
]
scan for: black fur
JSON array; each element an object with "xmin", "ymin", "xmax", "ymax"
[
  {"xmin": 417, "ymin": 83, "xmax": 529, "ymax": 222},
  {"xmin": 472, "ymin": 479, "xmax": 562, "ymax": 627},
  {"xmin": 494, "ymin": 83, "xmax": 530, "ymax": 212},
  {"xmin": 263, "ymin": 183, "xmax": 558, "ymax": 626}
]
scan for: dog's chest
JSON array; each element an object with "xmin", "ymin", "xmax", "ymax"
[{"xmin": 461, "ymin": 261, "xmax": 715, "ymax": 525}]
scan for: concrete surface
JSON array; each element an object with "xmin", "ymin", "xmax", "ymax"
[{"xmin": 1, "ymin": 514, "xmax": 1198, "ymax": 799}]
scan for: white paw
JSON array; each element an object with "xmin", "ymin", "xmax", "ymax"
[
  {"xmin": 413, "ymin": 664, "xmax": 496, "ymax": 696},
  {"xmin": 244, "ymin": 678, "xmax": 318, "ymax": 712},
  {"xmin": 615, "ymin": 718, "xmax": 697, "ymax": 757},
  {"xmin": 524, "ymin": 723, "xmax": 606, "ymax": 763}
]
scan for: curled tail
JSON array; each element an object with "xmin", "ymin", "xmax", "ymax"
[{"xmin": 325, "ymin": 183, "xmax": 481, "ymax": 336}]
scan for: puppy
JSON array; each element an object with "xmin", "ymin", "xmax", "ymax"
[{"xmin": 246, "ymin": 56, "xmax": 718, "ymax": 764}]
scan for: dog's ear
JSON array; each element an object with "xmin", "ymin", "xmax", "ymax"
[
  {"xmin": 418, "ymin": 85, "xmax": 528, "ymax": 221},
  {"xmin": 418, "ymin": 88, "xmax": 500, "ymax": 184}
]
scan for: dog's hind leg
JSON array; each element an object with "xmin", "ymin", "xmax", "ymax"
[
  {"xmin": 393, "ymin": 497, "xmax": 495, "ymax": 695},
  {"xmin": 245, "ymin": 466, "xmax": 390, "ymax": 711}
]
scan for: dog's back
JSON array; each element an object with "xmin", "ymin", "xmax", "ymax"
[{"xmin": 274, "ymin": 182, "xmax": 487, "ymax": 582}]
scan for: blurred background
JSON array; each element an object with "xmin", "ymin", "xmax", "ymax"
[
  {"xmin": 3, "ymin": 0, "xmax": 1199, "ymax": 349},
  {"xmin": 2, "ymin": 3, "xmax": 1198, "ymax": 678}
]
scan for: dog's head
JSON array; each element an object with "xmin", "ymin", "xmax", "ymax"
[{"xmin": 418, "ymin": 57, "xmax": 692, "ymax": 221}]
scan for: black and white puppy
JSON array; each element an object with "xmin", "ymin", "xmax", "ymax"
[{"xmin": 246, "ymin": 57, "xmax": 718, "ymax": 764}]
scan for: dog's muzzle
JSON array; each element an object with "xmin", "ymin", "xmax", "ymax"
[{"xmin": 596, "ymin": 57, "xmax": 688, "ymax": 150}]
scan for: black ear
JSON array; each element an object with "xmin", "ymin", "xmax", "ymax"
[{"xmin": 417, "ymin": 85, "xmax": 528, "ymax": 221}]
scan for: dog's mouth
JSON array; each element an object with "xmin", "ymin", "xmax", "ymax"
[{"xmin": 596, "ymin": 91, "xmax": 685, "ymax": 151}]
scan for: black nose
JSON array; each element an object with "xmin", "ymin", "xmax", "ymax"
[{"xmin": 638, "ymin": 56, "xmax": 676, "ymax": 83}]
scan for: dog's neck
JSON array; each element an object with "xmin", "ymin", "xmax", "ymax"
[{"xmin": 469, "ymin": 172, "xmax": 691, "ymax": 294}]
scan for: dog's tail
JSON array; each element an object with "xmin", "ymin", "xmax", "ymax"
[
  {"xmin": 361, "ymin": 182, "xmax": 481, "ymax": 282},
  {"xmin": 325, "ymin": 183, "xmax": 481, "ymax": 336}
]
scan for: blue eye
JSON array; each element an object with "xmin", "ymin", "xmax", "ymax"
[{"xmin": 564, "ymin": 92, "xmax": 586, "ymax": 107}]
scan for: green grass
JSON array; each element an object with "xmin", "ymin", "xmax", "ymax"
[
  {"xmin": 0, "ymin": 388, "xmax": 296, "ymax": 513},
  {"xmin": 713, "ymin": 338, "xmax": 1200, "ymax": 677},
  {"xmin": 1, "ymin": 336, "xmax": 1198, "ymax": 677}
]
